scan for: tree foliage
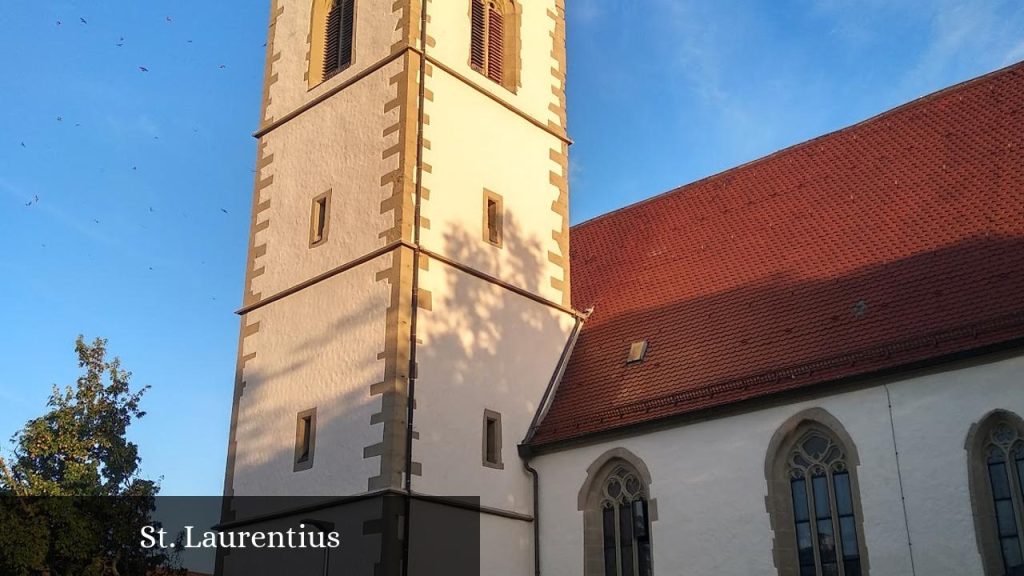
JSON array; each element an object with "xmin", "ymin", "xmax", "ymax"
[{"xmin": 0, "ymin": 336, "xmax": 182, "ymax": 575}]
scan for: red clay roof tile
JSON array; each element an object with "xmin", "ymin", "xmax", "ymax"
[{"xmin": 530, "ymin": 61, "xmax": 1024, "ymax": 447}]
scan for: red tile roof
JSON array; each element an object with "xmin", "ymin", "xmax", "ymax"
[{"xmin": 529, "ymin": 61, "xmax": 1024, "ymax": 448}]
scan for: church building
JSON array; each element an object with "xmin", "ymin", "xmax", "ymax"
[{"xmin": 219, "ymin": 1, "xmax": 1024, "ymax": 575}]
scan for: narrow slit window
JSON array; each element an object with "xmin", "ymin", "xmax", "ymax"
[
  {"xmin": 487, "ymin": 200, "xmax": 499, "ymax": 243},
  {"xmin": 482, "ymin": 410, "xmax": 503, "ymax": 469},
  {"xmin": 298, "ymin": 417, "xmax": 312, "ymax": 461},
  {"xmin": 483, "ymin": 191, "xmax": 503, "ymax": 247},
  {"xmin": 294, "ymin": 408, "xmax": 317, "ymax": 472},
  {"xmin": 310, "ymin": 192, "xmax": 331, "ymax": 247}
]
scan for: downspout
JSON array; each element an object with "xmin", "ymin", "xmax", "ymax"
[
  {"xmin": 519, "ymin": 312, "xmax": 588, "ymax": 576},
  {"xmin": 523, "ymin": 459, "xmax": 541, "ymax": 576},
  {"xmin": 885, "ymin": 383, "xmax": 917, "ymax": 576},
  {"xmin": 402, "ymin": 0, "xmax": 430, "ymax": 574}
]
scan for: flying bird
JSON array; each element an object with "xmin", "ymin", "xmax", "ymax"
[
  {"xmin": 56, "ymin": 20, "xmax": 62, "ymax": 26},
  {"xmin": 57, "ymin": 116, "xmax": 63, "ymax": 122},
  {"xmin": 220, "ymin": 208, "xmax": 228, "ymax": 214},
  {"xmin": 166, "ymin": 16, "xmax": 173, "ymax": 23},
  {"xmin": 138, "ymin": 66, "xmax": 149, "ymax": 72},
  {"xmin": 93, "ymin": 219, "xmax": 100, "ymax": 224},
  {"xmin": 20, "ymin": 142, "xmax": 26, "ymax": 148},
  {"xmin": 80, "ymin": 17, "xmax": 87, "ymax": 24},
  {"xmin": 219, "ymin": 65, "xmax": 226, "ymax": 69},
  {"xmin": 25, "ymin": 195, "xmax": 39, "ymax": 207}
]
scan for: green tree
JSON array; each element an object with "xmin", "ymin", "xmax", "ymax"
[{"xmin": 0, "ymin": 336, "xmax": 182, "ymax": 575}]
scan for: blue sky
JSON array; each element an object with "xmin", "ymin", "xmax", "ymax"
[{"xmin": 1, "ymin": 1, "xmax": 1021, "ymax": 496}]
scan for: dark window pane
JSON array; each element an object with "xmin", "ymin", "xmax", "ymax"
[
  {"xmin": 817, "ymin": 519, "xmax": 838, "ymax": 565},
  {"xmin": 998, "ymin": 500, "xmax": 1020, "ymax": 537},
  {"xmin": 604, "ymin": 547, "xmax": 617, "ymax": 576},
  {"xmin": 813, "ymin": 475, "xmax": 832, "ymax": 520},
  {"xmin": 844, "ymin": 557, "xmax": 862, "ymax": 576},
  {"xmin": 804, "ymin": 434, "xmax": 829, "ymax": 458},
  {"xmin": 637, "ymin": 539, "xmax": 653, "ymax": 576},
  {"xmin": 1017, "ymin": 454, "xmax": 1024, "ymax": 504},
  {"xmin": 619, "ymin": 503, "xmax": 635, "ymax": 576},
  {"xmin": 603, "ymin": 506, "xmax": 616, "ymax": 548},
  {"xmin": 632, "ymin": 499, "xmax": 649, "ymax": 540},
  {"xmin": 792, "ymin": 479, "xmax": 810, "ymax": 522},
  {"xmin": 603, "ymin": 506, "xmax": 617, "ymax": 576},
  {"xmin": 821, "ymin": 562, "xmax": 839, "ymax": 576},
  {"xmin": 799, "ymin": 564, "xmax": 817, "ymax": 576},
  {"xmin": 991, "ymin": 462, "xmax": 1012, "ymax": 499},
  {"xmin": 1002, "ymin": 536, "xmax": 1023, "ymax": 569},
  {"xmin": 796, "ymin": 522, "xmax": 814, "ymax": 567},
  {"xmin": 833, "ymin": 472, "xmax": 853, "ymax": 516},
  {"xmin": 839, "ymin": 516, "xmax": 859, "ymax": 558}
]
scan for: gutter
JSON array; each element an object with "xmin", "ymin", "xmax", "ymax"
[{"xmin": 521, "ymin": 310, "xmax": 588, "ymax": 454}]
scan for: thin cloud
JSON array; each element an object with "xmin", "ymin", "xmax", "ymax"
[
  {"xmin": 1004, "ymin": 40, "xmax": 1024, "ymax": 67},
  {"xmin": 901, "ymin": 0, "xmax": 1024, "ymax": 95}
]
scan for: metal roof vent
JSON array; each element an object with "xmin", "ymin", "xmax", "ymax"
[{"xmin": 627, "ymin": 340, "xmax": 648, "ymax": 364}]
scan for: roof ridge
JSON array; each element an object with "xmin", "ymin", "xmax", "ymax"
[{"xmin": 571, "ymin": 59, "xmax": 1024, "ymax": 232}]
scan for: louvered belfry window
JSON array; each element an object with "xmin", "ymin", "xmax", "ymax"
[
  {"xmin": 470, "ymin": 0, "xmax": 511, "ymax": 87},
  {"xmin": 323, "ymin": 0, "xmax": 355, "ymax": 80}
]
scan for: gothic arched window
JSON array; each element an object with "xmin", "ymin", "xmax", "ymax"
[
  {"xmin": 309, "ymin": 0, "xmax": 355, "ymax": 87},
  {"xmin": 579, "ymin": 449, "xmax": 655, "ymax": 576},
  {"xmin": 788, "ymin": 429, "xmax": 862, "ymax": 576},
  {"xmin": 967, "ymin": 411, "xmax": 1024, "ymax": 576},
  {"xmin": 469, "ymin": 0, "xmax": 520, "ymax": 91},
  {"xmin": 766, "ymin": 409, "xmax": 869, "ymax": 576}
]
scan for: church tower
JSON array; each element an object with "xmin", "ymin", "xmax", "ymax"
[{"xmin": 221, "ymin": 0, "xmax": 577, "ymax": 573}]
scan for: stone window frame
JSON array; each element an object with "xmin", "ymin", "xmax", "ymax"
[
  {"xmin": 482, "ymin": 189, "xmax": 504, "ymax": 248},
  {"xmin": 294, "ymin": 408, "xmax": 318, "ymax": 472},
  {"xmin": 467, "ymin": 0, "xmax": 522, "ymax": 93},
  {"xmin": 764, "ymin": 408, "xmax": 871, "ymax": 576},
  {"xmin": 578, "ymin": 448, "xmax": 658, "ymax": 576},
  {"xmin": 482, "ymin": 409, "xmax": 504, "ymax": 469},
  {"xmin": 307, "ymin": 0, "xmax": 357, "ymax": 89},
  {"xmin": 965, "ymin": 409, "xmax": 1024, "ymax": 576},
  {"xmin": 309, "ymin": 190, "xmax": 332, "ymax": 248}
]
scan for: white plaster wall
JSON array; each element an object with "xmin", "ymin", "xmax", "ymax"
[
  {"xmin": 265, "ymin": 0, "xmax": 404, "ymax": 122},
  {"xmin": 533, "ymin": 351, "xmax": 1024, "ymax": 576},
  {"xmin": 420, "ymin": 68, "xmax": 566, "ymax": 303},
  {"xmin": 233, "ymin": 256, "xmax": 392, "ymax": 497},
  {"xmin": 480, "ymin": 513, "xmax": 534, "ymax": 576},
  {"xmin": 413, "ymin": 262, "xmax": 575, "ymax": 512},
  {"xmin": 428, "ymin": 0, "xmax": 564, "ymax": 128},
  {"xmin": 251, "ymin": 60, "xmax": 403, "ymax": 299},
  {"xmin": 889, "ymin": 351, "xmax": 1024, "ymax": 575}
]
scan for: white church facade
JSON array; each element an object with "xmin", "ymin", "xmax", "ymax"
[{"xmin": 218, "ymin": 1, "xmax": 1024, "ymax": 575}]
